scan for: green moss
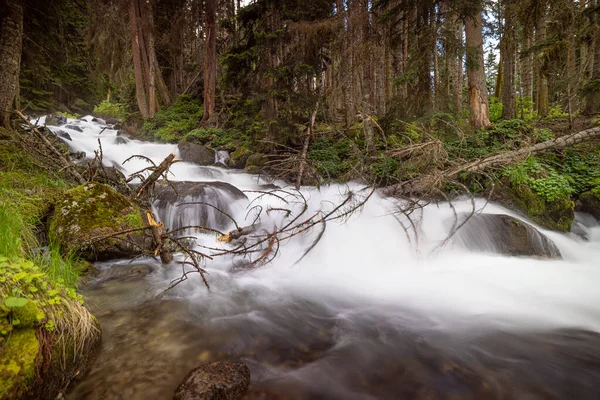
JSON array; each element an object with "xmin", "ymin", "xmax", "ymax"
[
  {"xmin": 124, "ymin": 212, "xmax": 144, "ymax": 228},
  {"xmin": 11, "ymin": 302, "xmax": 44, "ymax": 329},
  {"xmin": 245, "ymin": 153, "xmax": 266, "ymax": 171},
  {"xmin": 0, "ymin": 329, "xmax": 39, "ymax": 399},
  {"xmin": 48, "ymin": 183, "xmax": 146, "ymax": 256},
  {"xmin": 506, "ymin": 182, "xmax": 574, "ymax": 232}
]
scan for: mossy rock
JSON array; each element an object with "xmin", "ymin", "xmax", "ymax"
[
  {"xmin": 576, "ymin": 191, "xmax": 600, "ymax": 221},
  {"xmin": 495, "ymin": 181, "xmax": 574, "ymax": 232},
  {"xmin": 48, "ymin": 183, "xmax": 150, "ymax": 260},
  {"xmin": 0, "ymin": 329, "xmax": 39, "ymax": 399},
  {"xmin": 244, "ymin": 153, "xmax": 266, "ymax": 174},
  {"xmin": 230, "ymin": 146, "xmax": 251, "ymax": 169}
]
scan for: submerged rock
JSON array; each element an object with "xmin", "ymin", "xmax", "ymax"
[
  {"xmin": 65, "ymin": 124, "xmax": 84, "ymax": 132},
  {"xmin": 576, "ymin": 191, "xmax": 600, "ymax": 221},
  {"xmin": 45, "ymin": 114, "xmax": 67, "ymax": 126},
  {"xmin": 174, "ymin": 361, "xmax": 250, "ymax": 400},
  {"xmin": 55, "ymin": 130, "xmax": 72, "ymax": 141},
  {"xmin": 178, "ymin": 142, "xmax": 215, "ymax": 166},
  {"xmin": 48, "ymin": 182, "xmax": 150, "ymax": 260},
  {"xmin": 454, "ymin": 213, "xmax": 561, "ymax": 258}
]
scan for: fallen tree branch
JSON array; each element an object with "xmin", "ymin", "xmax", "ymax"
[
  {"xmin": 15, "ymin": 110, "xmax": 86, "ymax": 184},
  {"xmin": 382, "ymin": 126, "xmax": 600, "ymax": 197}
]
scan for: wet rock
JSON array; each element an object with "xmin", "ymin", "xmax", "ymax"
[
  {"xmin": 45, "ymin": 114, "xmax": 67, "ymax": 126},
  {"xmin": 174, "ymin": 361, "xmax": 250, "ymax": 400},
  {"xmin": 245, "ymin": 153, "xmax": 266, "ymax": 174},
  {"xmin": 55, "ymin": 130, "xmax": 72, "ymax": 141},
  {"xmin": 153, "ymin": 181, "xmax": 247, "ymax": 231},
  {"xmin": 82, "ymin": 263, "xmax": 155, "ymax": 288},
  {"xmin": 65, "ymin": 124, "xmax": 84, "ymax": 132},
  {"xmin": 48, "ymin": 183, "xmax": 150, "ymax": 260},
  {"xmin": 576, "ymin": 191, "xmax": 600, "ymax": 221},
  {"xmin": 70, "ymin": 150, "xmax": 86, "ymax": 160},
  {"xmin": 154, "ymin": 180, "xmax": 247, "ymax": 202},
  {"xmin": 115, "ymin": 136, "xmax": 129, "ymax": 145},
  {"xmin": 77, "ymin": 160, "xmax": 131, "ymax": 195},
  {"xmin": 454, "ymin": 213, "xmax": 561, "ymax": 258},
  {"xmin": 178, "ymin": 142, "xmax": 215, "ymax": 166}
]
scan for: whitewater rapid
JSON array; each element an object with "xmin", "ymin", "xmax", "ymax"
[{"xmin": 45, "ymin": 115, "xmax": 600, "ymax": 332}]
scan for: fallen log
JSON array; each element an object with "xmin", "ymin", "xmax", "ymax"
[
  {"xmin": 135, "ymin": 153, "xmax": 178, "ymax": 198},
  {"xmin": 15, "ymin": 110, "xmax": 86, "ymax": 184},
  {"xmin": 381, "ymin": 126, "xmax": 600, "ymax": 197}
]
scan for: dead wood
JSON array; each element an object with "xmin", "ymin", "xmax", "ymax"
[{"xmin": 382, "ymin": 125, "xmax": 600, "ymax": 197}]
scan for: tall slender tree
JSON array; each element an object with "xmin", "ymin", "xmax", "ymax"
[
  {"xmin": 202, "ymin": 0, "xmax": 217, "ymax": 123},
  {"xmin": 0, "ymin": 0, "xmax": 23, "ymax": 127},
  {"xmin": 464, "ymin": 1, "xmax": 491, "ymax": 129}
]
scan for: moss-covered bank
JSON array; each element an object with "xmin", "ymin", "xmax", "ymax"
[
  {"xmin": 0, "ymin": 129, "xmax": 101, "ymax": 399},
  {"xmin": 48, "ymin": 183, "xmax": 148, "ymax": 260}
]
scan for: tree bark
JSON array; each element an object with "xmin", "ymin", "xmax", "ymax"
[
  {"xmin": 521, "ymin": 16, "xmax": 534, "ymax": 100},
  {"xmin": 534, "ymin": 0, "xmax": 549, "ymax": 117},
  {"xmin": 584, "ymin": 0, "xmax": 600, "ymax": 115},
  {"xmin": 129, "ymin": 0, "xmax": 149, "ymax": 118},
  {"xmin": 501, "ymin": 0, "xmax": 517, "ymax": 119},
  {"xmin": 464, "ymin": 7, "xmax": 491, "ymax": 129},
  {"xmin": 0, "ymin": 0, "xmax": 23, "ymax": 127},
  {"xmin": 202, "ymin": 0, "xmax": 217, "ymax": 124}
]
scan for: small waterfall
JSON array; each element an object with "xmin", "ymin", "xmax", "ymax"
[
  {"xmin": 453, "ymin": 213, "xmax": 561, "ymax": 258},
  {"xmin": 152, "ymin": 181, "xmax": 247, "ymax": 234},
  {"xmin": 214, "ymin": 150, "xmax": 230, "ymax": 166}
]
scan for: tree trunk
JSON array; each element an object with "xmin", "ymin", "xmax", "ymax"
[
  {"xmin": 521, "ymin": 17, "xmax": 534, "ymax": 100},
  {"xmin": 202, "ymin": 0, "xmax": 217, "ymax": 124},
  {"xmin": 455, "ymin": 20, "xmax": 464, "ymax": 113},
  {"xmin": 129, "ymin": 0, "xmax": 149, "ymax": 118},
  {"xmin": 534, "ymin": 0, "xmax": 549, "ymax": 117},
  {"xmin": 464, "ymin": 7, "xmax": 491, "ymax": 129},
  {"xmin": 584, "ymin": 0, "xmax": 600, "ymax": 115},
  {"xmin": 0, "ymin": 0, "xmax": 23, "ymax": 127},
  {"xmin": 501, "ymin": 0, "xmax": 517, "ymax": 119}
]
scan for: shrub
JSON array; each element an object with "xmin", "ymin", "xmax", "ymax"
[
  {"xmin": 93, "ymin": 100, "xmax": 127, "ymax": 120},
  {"xmin": 143, "ymin": 95, "xmax": 203, "ymax": 142}
]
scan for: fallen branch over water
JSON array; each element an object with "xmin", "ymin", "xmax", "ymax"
[{"xmin": 382, "ymin": 126, "xmax": 600, "ymax": 197}]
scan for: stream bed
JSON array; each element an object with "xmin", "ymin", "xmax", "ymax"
[{"xmin": 45, "ymin": 116, "xmax": 600, "ymax": 400}]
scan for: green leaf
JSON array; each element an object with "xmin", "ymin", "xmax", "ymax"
[{"xmin": 5, "ymin": 297, "xmax": 28, "ymax": 308}]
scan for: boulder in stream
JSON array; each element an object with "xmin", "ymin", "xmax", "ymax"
[
  {"xmin": 178, "ymin": 141, "xmax": 215, "ymax": 166},
  {"xmin": 454, "ymin": 213, "xmax": 561, "ymax": 258},
  {"xmin": 48, "ymin": 183, "xmax": 150, "ymax": 260},
  {"xmin": 65, "ymin": 124, "xmax": 84, "ymax": 132},
  {"xmin": 174, "ymin": 361, "xmax": 250, "ymax": 400},
  {"xmin": 45, "ymin": 114, "xmax": 67, "ymax": 126},
  {"xmin": 55, "ymin": 130, "xmax": 72, "ymax": 141},
  {"xmin": 576, "ymin": 191, "xmax": 600, "ymax": 221},
  {"xmin": 152, "ymin": 181, "xmax": 247, "ymax": 231}
]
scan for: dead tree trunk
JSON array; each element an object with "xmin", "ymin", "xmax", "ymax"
[
  {"xmin": 382, "ymin": 126, "xmax": 600, "ymax": 197},
  {"xmin": 0, "ymin": 0, "xmax": 23, "ymax": 127}
]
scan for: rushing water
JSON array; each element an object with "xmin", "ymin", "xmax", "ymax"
[{"xmin": 43, "ymin": 116, "xmax": 600, "ymax": 399}]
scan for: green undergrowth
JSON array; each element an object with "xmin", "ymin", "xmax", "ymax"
[
  {"xmin": 142, "ymin": 95, "xmax": 204, "ymax": 142},
  {"xmin": 0, "ymin": 132, "xmax": 86, "ymax": 285},
  {"xmin": 93, "ymin": 100, "xmax": 127, "ymax": 121},
  {"xmin": 0, "ymin": 130, "xmax": 99, "ymax": 397},
  {"xmin": 0, "ymin": 257, "xmax": 98, "ymax": 398}
]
